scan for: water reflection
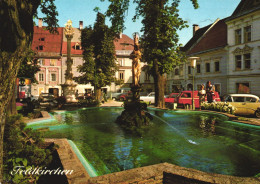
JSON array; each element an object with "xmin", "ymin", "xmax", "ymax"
[{"xmin": 199, "ymin": 115, "xmax": 216, "ymax": 136}]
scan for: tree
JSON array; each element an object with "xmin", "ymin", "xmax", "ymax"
[
  {"xmin": 7, "ymin": 50, "xmax": 40, "ymax": 115},
  {"xmin": 104, "ymin": 0, "xmax": 198, "ymax": 108},
  {"xmin": 74, "ymin": 12, "xmax": 118, "ymax": 102},
  {"xmin": 0, "ymin": 0, "xmax": 58, "ymax": 181}
]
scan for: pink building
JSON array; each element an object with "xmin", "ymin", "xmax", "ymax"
[{"xmin": 31, "ymin": 19, "xmax": 63, "ymax": 97}]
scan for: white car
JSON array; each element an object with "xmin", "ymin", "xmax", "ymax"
[
  {"xmin": 140, "ymin": 92, "xmax": 155, "ymax": 104},
  {"xmin": 224, "ymin": 94, "xmax": 260, "ymax": 116}
]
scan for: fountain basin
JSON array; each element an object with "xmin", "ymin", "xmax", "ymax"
[{"xmin": 27, "ymin": 107, "xmax": 260, "ymax": 178}]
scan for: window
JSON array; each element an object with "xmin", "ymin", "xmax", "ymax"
[
  {"xmin": 51, "ymin": 73, "xmax": 56, "ymax": 81},
  {"xmin": 244, "ymin": 26, "xmax": 251, "ymax": 42},
  {"xmin": 179, "ymin": 65, "xmax": 183, "ymax": 75},
  {"xmin": 39, "ymin": 37, "xmax": 45, "ymax": 41},
  {"xmin": 119, "ymin": 71, "xmax": 124, "ymax": 80},
  {"xmin": 236, "ymin": 83, "xmax": 250, "ymax": 94},
  {"xmin": 244, "ymin": 53, "xmax": 251, "ymax": 69},
  {"xmin": 205, "ymin": 63, "xmax": 210, "ymax": 73},
  {"xmin": 120, "ymin": 59, "xmax": 125, "ymax": 66},
  {"xmin": 235, "ymin": 29, "xmax": 242, "ymax": 44},
  {"xmin": 74, "ymin": 43, "xmax": 81, "ymax": 50},
  {"xmin": 215, "ymin": 61, "xmax": 220, "ymax": 72},
  {"xmin": 38, "ymin": 45, "xmax": 43, "ymax": 50},
  {"xmin": 235, "ymin": 55, "xmax": 242, "ymax": 70},
  {"xmin": 182, "ymin": 92, "xmax": 191, "ymax": 98},
  {"xmin": 38, "ymin": 59, "xmax": 45, "ymax": 66},
  {"xmin": 50, "ymin": 59, "xmax": 56, "ymax": 66},
  {"xmin": 188, "ymin": 66, "xmax": 191, "ymax": 74},
  {"xmin": 175, "ymin": 68, "xmax": 179, "ymax": 75},
  {"xmin": 39, "ymin": 73, "xmax": 44, "ymax": 81},
  {"xmin": 196, "ymin": 64, "xmax": 200, "ymax": 73},
  {"xmin": 145, "ymin": 72, "xmax": 150, "ymax": 80}
]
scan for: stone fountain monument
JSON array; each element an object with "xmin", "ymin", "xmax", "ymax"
[
  {"xmin": 116, "ymin": 33, "xmax": 152, "ymax": 134},
  {"xmin": 61, "ymin": 20, "xmax": 77, "ymax": 102}
]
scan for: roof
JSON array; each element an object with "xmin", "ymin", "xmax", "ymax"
[
  {"xmin": 62, "ymin": 42, "xmax": 83, "ymax": 55},
  {"xmin": 31, "ymin": 26, "xmax": 63, "ymax": 56},
  {"xmin": 182, "ymin": 25, "xmax": 211, "ymax": 52},
  {"xmin": 227, "ymin": 94, "xmax": 259, "ymax": 99},
  {"xmin": 184, "ymin": 18, "xmax": 228, "ymax": 55},
  {"xmin": 32, "ymin": 26, "xmax": 134, "ymax": 56},
  {"xmin": 227, "ymin": 0, "xmax": 260, "ymax": 21},
  {"xmin": 114, "ymin": 34, "xmax": 134, "ymax": 51}
]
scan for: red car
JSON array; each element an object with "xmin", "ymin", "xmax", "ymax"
[
  {"xmin": 165, "ymin": 93, "xmax": 179, "ymax": 103},
  {"xmin": 116, "ymin": 92, "xmax": 132, "ymax": 101},
  {"xmin": 175, "ymin": 91, "xmax": 220, "ymax": 109},
  {"xmin": 165, "ymin": 93, "xmax": 179, "ymax": 108}
]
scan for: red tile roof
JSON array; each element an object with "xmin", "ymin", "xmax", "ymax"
[
  {"xmin": 62, "ymin": 42, "xmax": 83, "ymax": 55},
  {"xmin": 31, "ymin": 26, "xmax": 63, "ymax": 55},
  {"xmin": 186, "ymin": 18, "xmax": 227, "ymax": 55},
  {"xmin": 114, "ymin": 34, "xmax": 134, "ymax": 50}
]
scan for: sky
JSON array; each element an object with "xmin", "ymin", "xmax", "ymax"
[{"xmin": 37, "ymin": 0, "xmax": 241, "ymax": 45}]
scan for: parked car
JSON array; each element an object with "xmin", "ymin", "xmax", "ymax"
[
  {"xmin": 165, "ymin": 92, "xmax": 179, "ymax": 109},
  {"xmin": 175, "ymin": 91, "xmax": 221, "ymax": 109},
  {"xmin": 140, "ymin": 92, "xmax": 155, "ymax": 104},
  {"xmin": 116, "ymin": 92, "xmax": 131, "ymax": 101},
  {"xmin": 111, "ymin": 88, "xmax": 131, "ymax": 100},
  {"xmin": 223, "ymin": 94, "xmax": 260, "ymax": 116},
  {"xmin": 38, "ymin": 93, "xmax": 58, "ymax": 108}
]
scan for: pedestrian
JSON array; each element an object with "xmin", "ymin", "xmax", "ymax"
[
  {"xmin": 206, "ymin": 81, "xmax": 215, "ymax": 103},
  {"xmin": 75, "ymin": 90, "xmax": 79, "ymax": 99},
  {"xmin": 198, "ymin": 84, "xmax": 206, "ymax": 110}
]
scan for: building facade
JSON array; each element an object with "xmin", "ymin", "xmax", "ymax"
[
  {"xmin": 167, "ymin": 0, "xmax": 260, "ymax": 97},
  {"xmin": 226, "ymin": 0, "xmax": 260, "ymax": 96},
  {"xmin": 31, "ymin": 20, "xmax": 154, "ymax": 98},
  {"xmin": 31, "ymin": 20, "xmax": 63, "ymax": 97}
]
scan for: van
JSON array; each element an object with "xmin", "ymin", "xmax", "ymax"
[{"xmin": 175, "ymin": 91, "xmax": 220, "ymax": 109}]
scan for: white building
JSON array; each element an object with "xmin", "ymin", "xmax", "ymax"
[{"xmin": 167, "ymin": 0, "xmax": 260, "ymax": 97}]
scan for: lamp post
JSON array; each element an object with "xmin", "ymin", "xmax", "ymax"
[{"xmin": 189, "ymin": 57, "xmax": 199, "ymax": 110}]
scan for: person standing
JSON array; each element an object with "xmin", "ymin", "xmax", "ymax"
[
  {"xmin": 198, "ymin": 84, "xmax": 206, "ymax": 110},
  {"xmin": 206, "ymin": 81, "xmax": 215, "ymax": 103}
]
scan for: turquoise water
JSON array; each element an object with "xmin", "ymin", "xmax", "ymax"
[{"xmin": 27, "ymin": 107, "xmax": 260, "ymax": 177}]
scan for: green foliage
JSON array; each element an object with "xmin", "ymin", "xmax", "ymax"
[
  {"xmin": 18, "ymin": 49, "xmax": 40, "ymax": 83},
  {"xmin": 103, "ymin": 0, "xmax": 198, "ymax": 107},
  {"xmin": 74, "ymin": 12, "xmax": 118, "ymax": 89},
  {"xmin": 38, "ymin": 0, "xmax": 59, "ymax": 33},
  {"xmin": 3, "ymin": 115, "xmax": 56, "ymax": 183},
  {"xmin": 201, "ymin": 102, "xmax": 237, "ymax": 115}
]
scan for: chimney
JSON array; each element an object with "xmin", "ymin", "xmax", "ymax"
[
  {"xmin": 38, "ymin": 18, "xmax": 43, "ymax": 28},
  {"xmin": 79, "ymin": 21, "xmax": 83, "ymax": 30},
  {"xmin": 193, "ymin": 24, "xmax": 199, "ymax": 36},
  {"xmin": 119, "ymin": 32, "xmax": 122, "ymax": 39}
]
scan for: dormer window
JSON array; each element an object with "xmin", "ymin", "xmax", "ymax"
[{"xmin": 74, "ymin": 43, "xmax": 81, "ymax": 50}]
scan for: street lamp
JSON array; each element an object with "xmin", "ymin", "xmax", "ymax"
[{"xmin": 189, "ymin": 57, "xmax": 199, "ymax": 110}]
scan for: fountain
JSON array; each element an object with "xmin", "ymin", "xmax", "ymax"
[{"xmin": 116, "ymin": 32, "xmax": 153, "ymax": 134}]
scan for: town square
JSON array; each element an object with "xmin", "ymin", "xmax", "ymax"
[{"xmin": 1, "ymin": 0, "xmax": 260, "ymax": 183}]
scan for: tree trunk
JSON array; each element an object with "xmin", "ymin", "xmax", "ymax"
[
  {"xmin": 0, "ymin": 0, "xmax": 38, "ymax": 181},
  {"xmin": 153, "ymin": 59, "xmax": 165, "ymax": 108},
  {"xmin": 7, "ymin": 80, "xmax": 18, "ymax": 115},
  {"xmin": 95, "ymin": 88, "xmax": 102, "ymax": 103}
]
